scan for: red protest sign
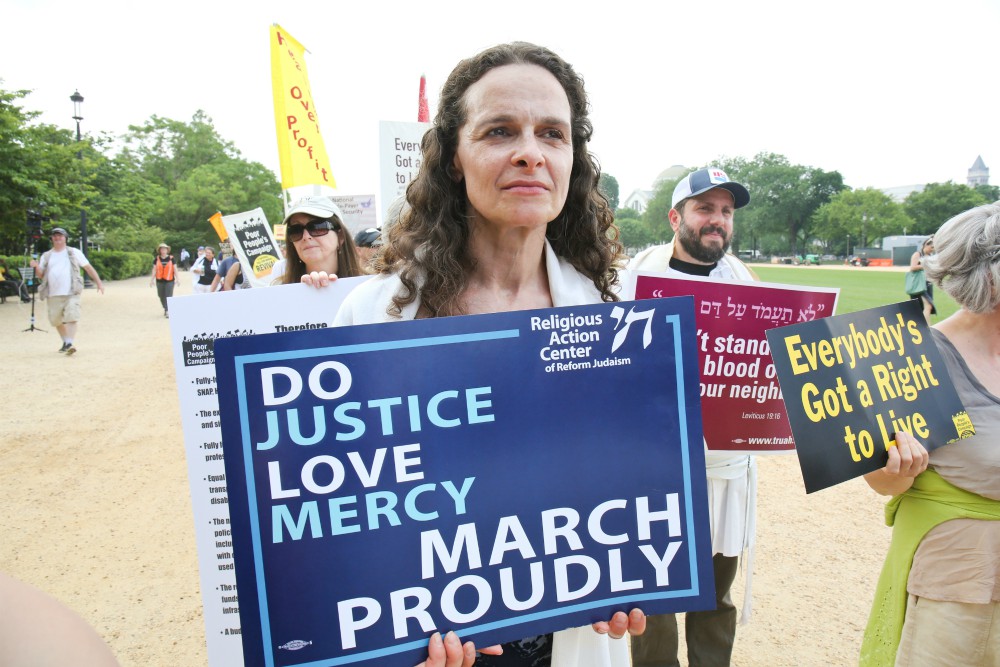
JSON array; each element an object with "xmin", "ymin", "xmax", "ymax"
[{"xmin": 635, "ymin": 272, "xmax": 838, "ymax": 454}]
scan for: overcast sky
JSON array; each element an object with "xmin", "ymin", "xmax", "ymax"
[{"xmin": 5, "ymin": 0, "xmax": 998, "ymax": 208}]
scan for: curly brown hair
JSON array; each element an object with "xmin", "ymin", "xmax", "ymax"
[{"xmin": 374, "ymin": 41, "xmax": 623, "ymax": 317}]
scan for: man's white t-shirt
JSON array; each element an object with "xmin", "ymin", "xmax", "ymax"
[{"xmin": 41, "ymin": 248, "xmax": 89, "ymax": 297}]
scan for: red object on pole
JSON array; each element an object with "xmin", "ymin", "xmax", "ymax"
[{"xmin": 417, "ymin": 75, "xmax": 430, "ymax": 123}]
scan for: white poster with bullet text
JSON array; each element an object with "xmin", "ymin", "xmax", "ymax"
[{"xmin": 168, "ymin": 278, "xmax": 370, "ymax": 666}]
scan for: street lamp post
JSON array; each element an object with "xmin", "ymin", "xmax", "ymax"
[{"xmin": 70, "ymin": 90, "xmax": 92, "ymax": 288}]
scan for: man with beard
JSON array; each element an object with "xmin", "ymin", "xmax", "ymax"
[{"xmin": 628, "ymin": 167, "xmax": 755, "ymax": 667}]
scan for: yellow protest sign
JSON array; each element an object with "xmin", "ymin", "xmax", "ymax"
[{"xmin": 270, "ymin": 24, "xmax": 336, "ymax": 191}]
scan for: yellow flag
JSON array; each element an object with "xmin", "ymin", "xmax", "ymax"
[
  {"xmin": 270, "ymin": 24, "xmax": 336, "ymax": 190},
  {"xmin": 209, "ymin": 211, "xmax": 226, "ymax": 241}
]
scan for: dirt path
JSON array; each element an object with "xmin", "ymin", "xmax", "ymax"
[
  {"xmin": 2, "ymin": 275, "xmax": 206, "ymax": 666},
  {"xmin": 0, "ymin": 275, "xmax": 892, "ymax": 666}
]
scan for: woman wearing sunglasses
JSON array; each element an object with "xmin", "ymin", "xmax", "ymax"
[{"xmin": 274, "ymin": 197, "xmax": 365, "ymax": 285}]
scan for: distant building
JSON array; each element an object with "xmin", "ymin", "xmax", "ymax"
[
  {"xmin": 880, "ymin": 184, "xmax": 925, "ymax": 202},
  {"xmin": 622, "ymin": 189, "xmax": 654, "ymax": 214},
  {"xmin": 883, "ymin": 235, "xmax": 930, "ymax": 266},
  {"xmin": 879, "ymin": 156, "xmax": 988, "ymax": 203},
  {"xmin": 883, "ymin": 234, "xmax": 929, "ymax": 251},
  {"xmin": 968, "ymin": 155, "xmax": 989, "ymax": 186},
  {"xmin": 622, "ymin": 164, "xmax": 690, "ymax": 214}
]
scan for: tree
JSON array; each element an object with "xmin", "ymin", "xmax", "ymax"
[
  {"xmin": 167, "ymin": 160, "xmax": 283, "ymax": 251},
  {"xmin": 123, "ymin": 111, "xmax": 239, "ymax": 190},
  {"xmin": 89, "ymin": 151, "xmax": 169, "ymax": 251},
  {"xmin": 0, "ymin": 88, "xmax": 283, "ymax": 256},
  {"xmin": 121, "ymin": 112, "xmax": 282, "ymax": 251},
  {"xmin": 0, "ymin": 86, "xmax": 41, "ymax": 253},
  {"xmin": 904, "ymin": 182, "xmax": 988, "ymax": 234},
  {"xmin": 0, "ymin": 86, "xmax": 91, "ymax": 254},
  {"xmin": 812, "ymin": 188, "xmax": 912, "ymax": 255},
  {"xmin": 973, "ymin": 183, "xmax": 1000, "ymax": 203},
  {"xmin": 717, "ymin": 153, "xmax": 845, "ymax": 255},
  {"xmin": 599, "ymin": 173, "xmax": 619, "ymax": 210},
  {"xmin": 642, "ymin": 174, "xmax": 687, "ymax": 243},
  {"xmin": 616, "ymin": 217, "xmax": 655, "ymax": 252}
]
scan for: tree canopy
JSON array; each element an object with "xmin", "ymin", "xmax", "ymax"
[
  {"xmin": 717, "ymin": 153, "xmax": 846, "ymax": 255},
  {"xmin": 616, "ymin": 217, "xmax": 655, "ymax": 253},
  {"xmin": 2, "ymin": 82, "xmax": 994, "ymax": 260},
  {"xmin": 599, "ymin": 173, "xmax": 619, "ymax": 211},
  {"xmin": 0, "ymin": 87, "xmax": 88, "ymax": 253},
  {"xmin": 642, "ymin": 174, "xmax": 687, "ymax": 243},
  {"xmin": 0, "ymin": 84, "xmax": 281, "ymax": 256},
  {"xmin": 812, "ymin": 188, "xmax": 912, "ymax": 255},
  {"xmin": 904, "ymin": 181, "xmax": 991, "ymax": 235}
]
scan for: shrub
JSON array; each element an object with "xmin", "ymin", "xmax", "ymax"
[
  {"xmin": 1, "ymin": 255, "xmax": 35, "ymax": 279},
  {"xmin": 1, "ymin": 251, "xmax": 150, "ymax": 283},
  {"xmin": 89, "ymin": 250, "xmax": 152, "ymax": 280}
]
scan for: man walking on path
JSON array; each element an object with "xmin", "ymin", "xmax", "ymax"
[
  {"xmin": 629, "ymin": 168, "xmax": 756, "ymax": 667},
  {"xmin": 191, "ymin": 247, "xmax": 205, "ymax": 287},
  {"xmin": 29, "ymin": 227, "xmax": 104, "ymax": 355}
]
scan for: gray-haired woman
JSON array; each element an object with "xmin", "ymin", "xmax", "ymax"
[{"xmin": 861, "ymin": 202, "xmax": 1000, "ymax": 665}]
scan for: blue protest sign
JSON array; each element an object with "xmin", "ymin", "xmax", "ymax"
[{"xmin": 214, "ymin": 297, "xmax": 713, "ymax": 666}]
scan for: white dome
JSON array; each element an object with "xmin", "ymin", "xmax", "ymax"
[{"xmin": 652, "ymin": 164, "xmax": 689, "ymax": 187}]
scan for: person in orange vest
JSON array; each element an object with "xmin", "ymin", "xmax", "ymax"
[{"xmin": 150, "ymin": 243, "xmax": 179, "ymax": 318}]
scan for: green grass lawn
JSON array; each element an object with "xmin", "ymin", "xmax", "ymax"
[{"xmin": 750, "ymin": 265, "xmax": 958, "ymax": 321}]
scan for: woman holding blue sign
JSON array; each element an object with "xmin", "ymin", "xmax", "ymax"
[
  {"xmin": 306, "ymin": 41, "xmax": 643, "ymax": 667},
  {"xmin": 861, "ymin": 203, "xmax": 1000, "ymax": 666}
]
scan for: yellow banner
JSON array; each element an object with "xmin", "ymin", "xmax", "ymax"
[
  {"xmin": 209, "ymin": 211, "xmax": 226, "ymax": 241},
  {"xmin": 270, "ymin": 24, "xmax": 336, "ymax": 190}
]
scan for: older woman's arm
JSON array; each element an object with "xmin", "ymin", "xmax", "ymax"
[{"xmin": 863, "ymin": 430, "xmax": 929, "ymax": 496}]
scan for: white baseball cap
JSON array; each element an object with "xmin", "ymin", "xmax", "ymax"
[
  {"xmin": 282, "ymin": 196, "xmax": 345, "ymax": 225},
  {"xmin": 672, "ymin": 167, "xmax": 750, "ymax": 209}
]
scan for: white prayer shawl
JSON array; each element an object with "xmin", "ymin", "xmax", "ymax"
[{"xmin": 628, "ymin": 241, "xmax": 758, "ymax": 623}]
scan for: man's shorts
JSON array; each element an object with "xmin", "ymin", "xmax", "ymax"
[{"xmin": 47, "ymin": 294, "xmax": 82, "ymax": 326}]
